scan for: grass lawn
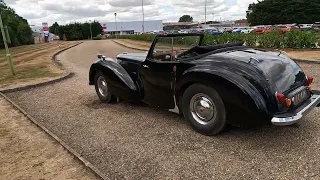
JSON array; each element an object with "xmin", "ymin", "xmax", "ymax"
[{"xmin": 0, "ymin": 41, "xmax": 78, "ymax": 89}]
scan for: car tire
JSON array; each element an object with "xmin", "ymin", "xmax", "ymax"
[
  {"xmin": 182, "ymin": 83, "xmax": 227, "ymax": 135},
  {"xmin": 94, "ymin": 71, "xmax": 115, "ymax": 103}
]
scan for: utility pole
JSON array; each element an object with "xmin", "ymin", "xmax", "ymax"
[
  {"xmin": 114, "ymin": 13, "xmax": 118, "ymax": 39},
  {"xmin": 205, "ymin": 0, "xmax": 207, "ymax": 24},
  {"xmin": 142, "ymin": 0, "xmax": 145, "ymax": 33},
  {"xmin": 89, "ymin": 20, "xmax": 92, "ymax": 40},
  {"xmin": 0, "ymin": 13, "xmax": 15, "ymax": 75}
]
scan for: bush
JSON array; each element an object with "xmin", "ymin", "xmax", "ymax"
[
  {"xmin": 109, "ymin": 31, "xmax": 320, "ymax": 49},
  {"xmin": 283, "ymin": 31, "xmax": 317, "ymax": 48}
]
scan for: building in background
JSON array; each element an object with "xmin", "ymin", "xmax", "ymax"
[
  {"xmin": 234, "ymin": 19, "xmax": 249, "ymax": 26},
  {"xmin": 101, "ymin": 20, "xmax": 163, "ymax": 35},
  {"xmin": 42, "ymin": 22, "xmax": 49, "ymax": 42},
  {"xmin": 30, "ymin": 25, "xmax": 57, "ymax": 43}
]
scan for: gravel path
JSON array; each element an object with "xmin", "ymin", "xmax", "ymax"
[
  {"xmin": 0, "ymin": 96, "xmax": 99, "ymax": 180},
  {"xmin": 5, "ymin": 40, "xmax": 320, "ymax": 179}
]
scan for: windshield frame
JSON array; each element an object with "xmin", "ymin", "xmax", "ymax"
[{"xmin": 147, "ymin": 33, "xmax": 204, "ymax": 59}]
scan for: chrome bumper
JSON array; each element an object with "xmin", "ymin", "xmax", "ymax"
[{"xmin": 271, "ymin": 94, "xmax": 320, "ymax": 126}]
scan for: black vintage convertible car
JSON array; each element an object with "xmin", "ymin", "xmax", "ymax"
[{"xmin": 89, "ymin": 34, "xmax": 320, "ymax": 135}]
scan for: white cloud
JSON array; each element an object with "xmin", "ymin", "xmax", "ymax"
[{"xmin": 3, "ymin": 0, "xmax": 257, "ymax": 26}]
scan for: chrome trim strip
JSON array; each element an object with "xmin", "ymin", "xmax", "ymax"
[{"xmin": 271, "ymin": 94, "xmax": 320, "ymax": 126}]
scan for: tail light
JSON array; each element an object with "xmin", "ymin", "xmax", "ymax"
[
  {"xmin": 285, "ymin": 98, "xmax": 292, "ymax": 107},
  {"xmin": 275, "ymin": 92, "xmax": 285, "ymax": 104},
  {"xmin": 307, "ymin": 76, "xmax": 313, "ymax": 85}
]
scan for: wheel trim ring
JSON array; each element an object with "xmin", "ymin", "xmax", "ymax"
[
  {"xmin": 97, "ymin": 76, "xmax": 108, "ymax": 97},
  {"xmin": 190, "ymin": 93, "xmax": 217, "ymax": 125}
]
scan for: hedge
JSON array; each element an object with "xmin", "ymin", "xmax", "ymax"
[{"xmin": 109, "ymin": 31, "xmax": 320, "ymax": 49}]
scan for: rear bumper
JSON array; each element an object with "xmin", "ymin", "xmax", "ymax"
[{"xmin": 271, "ymin": 94, "xmax": 320, "ymax": 126}]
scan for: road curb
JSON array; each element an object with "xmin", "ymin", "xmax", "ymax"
[
  {"xmin": 112, "ymin": 40, "xmax": 149, "ymax": 51},
  {"xmin": 0, "ymin": 92, "xmax": 108, "ymax": 180},
  {"xmin": 0, "ymin": 42, "xmax": 83, "ymax": 93},
  {"xmin": 52, "ymin": 42, "xmax": 84, "ymax": 70},
  {"xmin": 0, "ymin": 72, "xmax": 75, "ymax": 93}
]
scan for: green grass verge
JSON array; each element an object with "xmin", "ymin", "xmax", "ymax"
[{"xmin": 0, "ymin": 64, "xmax": 62, "ymax": 87}]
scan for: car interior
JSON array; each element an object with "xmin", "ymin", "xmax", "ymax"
[{"xmin": 176, "ymin": 42, "xmax": 245, "ymax": 59}]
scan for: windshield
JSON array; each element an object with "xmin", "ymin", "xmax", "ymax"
[{"xmin": 151, "ymin": 35, "xmax": 202, "ymax": 61}]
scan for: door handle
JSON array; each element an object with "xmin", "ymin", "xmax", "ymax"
[{"xmin": 143, "ymin": 65, "xmax": 149, "ymax": 68}]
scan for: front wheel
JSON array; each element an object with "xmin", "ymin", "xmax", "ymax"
[
  {"xmin": 181, "ymin": 84, "xmax": 227, "ymax": 135},
  {"xmin": 94, "ymin": 71, "xmax": 115, "ymax": 103}
]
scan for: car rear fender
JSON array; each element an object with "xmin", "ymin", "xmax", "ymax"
[
  {"xmin": 89, "ymin": 59, "xmax": 140, "ymax": 100},
  {"xmin": 177, "ymin": 66, "xmax": 270, "ymax": 114}
]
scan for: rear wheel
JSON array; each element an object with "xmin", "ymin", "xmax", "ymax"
[
  {"xmin": 94, "ymin": 71, "xmax": 115, "ymax": 103},
  {"xmin": 182, "ymin": 83, "xmax": 227, "ymax": 135}
]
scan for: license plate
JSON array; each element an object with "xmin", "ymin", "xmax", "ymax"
[{"xmin": 292, "ymin": 87, "xmax": 309, "ymax": 106}]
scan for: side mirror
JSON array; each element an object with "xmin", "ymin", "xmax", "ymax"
[{"xmin": 97, "ymin": 54, "xmax": 102, "ymax": 59}]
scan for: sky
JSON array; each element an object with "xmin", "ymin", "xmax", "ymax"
[{"xmin": 3, "ymin": 0, "xmax": 257, "ymax": 26}]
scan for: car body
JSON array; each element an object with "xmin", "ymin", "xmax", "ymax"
[
  {"xmin": 89, "ymin": 34, "xmax": 320, "ymax": 135},
  {"xmin": 232, "ymin": 27, "xmax": 252, "ymax": 34},
  {"xmin": 270, "ymin": 25, "xmax": 301, "ymax": 34},
  {"xmin": 299, "ymin": 24, "xmax": 313, "ymax": 31},
  {"xmin": 252, "ymin": 26, "xmax": 272, "ymax": 34},
  {"xmin": 205, "ymin": 28, "xmax": 223, "ymax": 35},
  {"xmin": 220, "ymin": 27, "xmax": 233, "ymax": 33},
  {"xmin": 178, "ymin": 30, "xmax": 189, "ymax": 34},
  {"xmin": 312, "ymin": 22, "xmax": 320, "ymax": 31}
]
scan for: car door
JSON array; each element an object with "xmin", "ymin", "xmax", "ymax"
[{"xmin": 140, "ymin": 36, "xmax": 177, "ymax": 109}]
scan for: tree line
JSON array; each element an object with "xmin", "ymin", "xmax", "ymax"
[
  {"xmin": 0, "ymin": 2, "xmax": 33, "ymax": 47},
  {"xmin": 247, "ymin": 0, "xmax": 320, "ymax": 25},
  {"xmin": 49, "ymin": 21, "xmax": 103, "ymax": 41}
]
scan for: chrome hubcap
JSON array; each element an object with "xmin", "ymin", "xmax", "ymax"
[
  {"xmin": 190, "ymin": 93, "xmax": 217, "ymax": 125},
  {"xmin": 97, "ymin": 76, "xmax": 108, "ymax": 97}
]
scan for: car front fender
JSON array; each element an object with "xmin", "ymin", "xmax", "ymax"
[{"xmin": 89, "ymin": 59, "xmax": 139, "ymax": 100}]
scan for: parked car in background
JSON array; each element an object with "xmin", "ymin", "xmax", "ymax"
[
  {"xmin": 89, "ymin": 33, "xmax": 320, "ymax": 135},
  {"xmin": 221, "ymin": 27, "xmax": 233, "ymax": 33},
  {"xmin": 299, "ymin": 24, "xmax": 313, "ymax": 31},
  {"xmin": 312, "ymin": 22, "xmax": 320, "ymax": 31},
  {"xmin": 205, "ymin": 28, "xmax": 223, "ymax": 35},
  {"xmin": 178, "ymin": 30, "xmax": 189, "ymax": 34},
  {"xmin": 270, "ymin": 25, "xmax": 300, "ymax": 34},
  {"xmin": 252, "ymin": 26, "xmax": 271, "ymax": 34},
  {"xmin": 232, "ymin": 27, "xmax": 252, "ymax": 34}
]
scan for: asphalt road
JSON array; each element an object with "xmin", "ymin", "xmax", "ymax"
[{"xmin": 6, "ymin": 40, "xmax": 320, "ymax": 179}]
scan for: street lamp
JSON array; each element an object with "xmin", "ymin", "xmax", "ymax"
[
  {"xmin": 205, "ymin": 0, "xmax": 207, "ymax": 24},
  {"xmin": 89, "ymin": 20, "xmax": 92, "ymax": 40},
  {"xmin": 142, "ymin": 0, "xmax": 145, "ymax": 33},
  {"xmin": 114, "ymin": 12, "xmax": 118, "ymax": 38}
]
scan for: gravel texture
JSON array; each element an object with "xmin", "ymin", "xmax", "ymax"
[
  {"xmin": 5, "ymin": 40, "xmax": 320, "ymax": 179},
  {"xmin": 0, "ymin": 96, "xmax": 99, "ymax": 180}
]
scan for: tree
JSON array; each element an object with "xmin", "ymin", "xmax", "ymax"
[
  {"xmin": 90, "ymin": 21, "xmax": 103, "ymax": 37},
  {"xmin": 0, "ymin": 1, "xmax": 33, "ymax": 47},
  {"xmin": 247, "ymin": 0, "xmax": 320, "ymax": 25},
  {"xmin": 49, "ymin": 22, "xmax": 60, "ymax": 35},
  {"xmin": 50, "ymin": 21, "xmax": 103, "ymax": 41},
  {"xmin": 179, "ymin": 15, "xmax": 193, "ymax": 22}
]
